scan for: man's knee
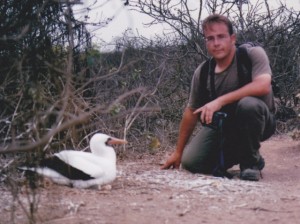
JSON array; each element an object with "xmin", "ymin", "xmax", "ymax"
[
  {"xmin": 181, "ymin": 159, "xmax": 212, "ymax": 174},
  {"xmin": 181, "ymin": 158, "xmax": 197, "ymax": 173},
  {"xmin": 236, "ymin": 96, "xmax": 275, "ymax": 140},
  {"xmin": 181, "ymin": 152, "xmax": 201, "ymax": 173},
  {"xmin": 181, "ymin": 127, "xmax": 219, "ymax": 174},
  {"xmin": 236, "ymin": 97, "xmax": 267, "ymax": 118},
  {"xmin": 181, "ymin": 149, "xmax": 216, "ymax": 174}
]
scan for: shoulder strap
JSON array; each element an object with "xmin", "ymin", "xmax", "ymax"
[
  {"xmin": 208, "ymin": 59, "xmax": 217, "ymax": 100},
  {"xmin": 236, "ymin": 46, "xmax": 252, "ymax": 86},
  {"xmin": 200, "ymin": 58, "xmax": 217, "ymax": 101},
  {"xmin": 200, "ymin": 60, "xmax": 209, "ymax": 89},
  {"xmin": 200, "ymin": 58, "xmax": 217, "ymax": 99},
  {"xmin": 199, "ymin": 60, "xmax": 212, "ymax": 105}
]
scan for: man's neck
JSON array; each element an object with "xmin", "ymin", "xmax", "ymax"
[{"xmin": 215, "ymin": 46, "xmax": 236, "ymax": 73}]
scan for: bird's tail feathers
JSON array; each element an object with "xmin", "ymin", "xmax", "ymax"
[{"xmin": 17, "ymin": 166, "xmax": 37, "ymax": 174}]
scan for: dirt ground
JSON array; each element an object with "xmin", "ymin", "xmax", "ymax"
[{"xmin": 1, "ymin": 134, "xmax": 300, "ymax": 224}]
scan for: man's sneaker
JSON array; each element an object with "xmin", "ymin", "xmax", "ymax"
[
  {"xmin": 240, "ymin": 156, "xmax": 265, "ymax": 181},
  {"xmin": 240, "ymin": 168, "xmax": 260, "ymax": 181}
]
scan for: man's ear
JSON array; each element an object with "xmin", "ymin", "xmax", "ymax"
[{"xmin": 230, "ymin": 33, "xmax": 236, "ymax": 45}]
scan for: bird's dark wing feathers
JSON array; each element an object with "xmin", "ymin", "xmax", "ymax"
[{"xmin": 40, "ymin": 155, "xmax": 95, "ymax": 180}]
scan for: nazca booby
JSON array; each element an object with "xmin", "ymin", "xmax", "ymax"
[{"xmin": 19, "ymin": 133, "xmax": 127, "ymax": 189}]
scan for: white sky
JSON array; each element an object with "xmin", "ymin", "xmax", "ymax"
[
  {"xmin": 74, "ymin": 0, "xmax": 300, "ymax": 49},
  {"xmin": 73, "ymin": 0, "xmax": 172, "ymax": 47}
]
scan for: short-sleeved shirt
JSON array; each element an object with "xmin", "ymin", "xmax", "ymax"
[{"xmin": 187, "ymin": 44, "xmax": 275, "ymax": 113}]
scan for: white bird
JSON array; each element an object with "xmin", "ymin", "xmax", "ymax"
[{"xmin": 19, "ymin": 133, "xmax": 127, "ymax": 189}]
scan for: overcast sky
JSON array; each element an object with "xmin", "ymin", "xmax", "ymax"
[
  {"xmin": 74, "ymin": 0, "xmax": 300, "ymax": 49},
  {"xmin": 74, "ymin": 0, "xmax": 170, "ymax": 46}
]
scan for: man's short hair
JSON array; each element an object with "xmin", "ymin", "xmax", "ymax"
[{"xmin": 202, "ymin": 14, "xmax": 234, "ymax": 35}]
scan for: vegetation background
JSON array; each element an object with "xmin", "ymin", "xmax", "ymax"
[{"xmin": 0, "ymin": 0, "xmax": 299, "ymax": 223}]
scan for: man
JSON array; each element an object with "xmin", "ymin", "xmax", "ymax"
[{"xmin": 161, "ymin": 14, "xmax": 276, "ymax": 181}]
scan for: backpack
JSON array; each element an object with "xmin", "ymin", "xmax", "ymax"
[{"xmin": 199, "ymin": 42, "xmax": 279, "ymax": 104}]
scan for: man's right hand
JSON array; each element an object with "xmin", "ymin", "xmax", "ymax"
[{"xmin": 160, "ymin": 151, "xmax": 182, "ymax": 169}]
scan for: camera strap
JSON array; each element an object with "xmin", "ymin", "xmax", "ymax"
[{"xmin": 212, "ymin": 112, "xmax": 233, "ymax": 179}]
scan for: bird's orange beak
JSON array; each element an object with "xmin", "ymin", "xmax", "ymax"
[{"xmin": 107, "ymin": 137, "xmax": 128, "ymax": 145}]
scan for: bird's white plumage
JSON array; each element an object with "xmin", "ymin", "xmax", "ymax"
[
  {"xmin": 20, "ymin": 133, "xmax": 126, "ymax": 189},
  {"xmin": 55, "ymin": 150, "xmax": 108, "ymax": 178}
]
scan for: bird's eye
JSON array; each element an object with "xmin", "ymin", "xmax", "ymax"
[{"xmin": 105, "ymin": 138, "xmax": 112, "ymax": 146}]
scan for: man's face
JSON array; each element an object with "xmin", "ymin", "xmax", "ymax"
[{"xmin": 204, "ymin": 22, "xmax": 236, "ymax": 60}]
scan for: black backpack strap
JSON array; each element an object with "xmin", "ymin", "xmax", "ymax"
[
  {"xmin": 200, "ymin": 60, "xmax": 209, "ymax": 89},
  {"xmin": 199, "ymin": 59, "xmax": 213, "ymax": 105},
  {"xmin": 200, "ymin": 58, "xmax": 217, "ymax": 102},
  {"xmin": 208, "ymin": 58, "xmax": 217, "ymax": 100},
  {"xmin": 236, "ymin": 46, "xmax": 252, "ymax": 86}
]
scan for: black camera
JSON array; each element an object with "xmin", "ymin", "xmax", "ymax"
[{"xmin": 200, "ymin": 112, "xmax": 227, "ymax": 130}]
